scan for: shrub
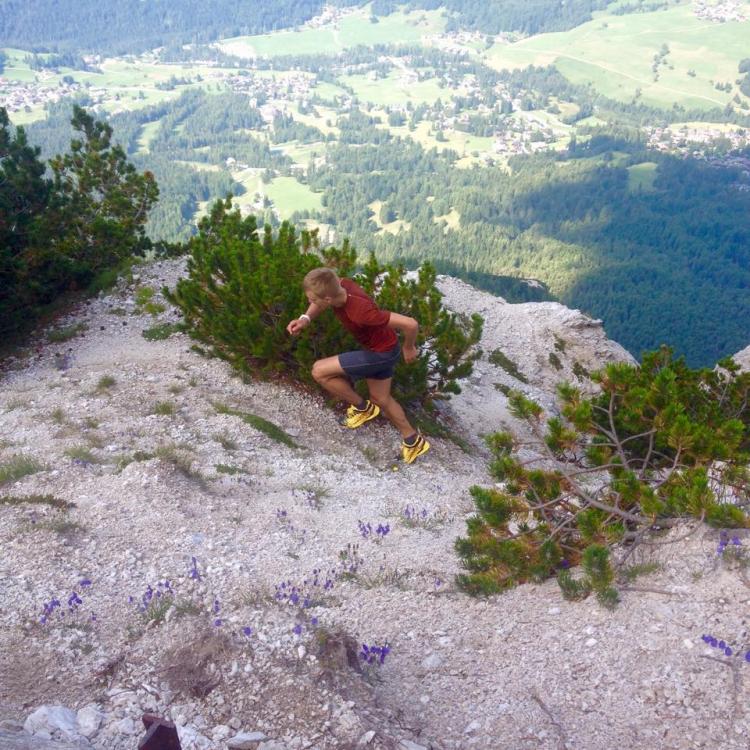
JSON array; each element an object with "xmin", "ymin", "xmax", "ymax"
[
  {"xmin": 165, "ymin": 199, "xmax": 482, "ymax": 405},
  {"xmin": 456, "ymin": 347, "xmax": 750, "ymax": 605}
]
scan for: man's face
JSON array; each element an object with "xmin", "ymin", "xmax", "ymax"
[{"xmin": 306, "ymin": 290, "xmax": 331, "ymax": 309}]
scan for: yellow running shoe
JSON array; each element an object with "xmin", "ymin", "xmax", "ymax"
[
  {"xmin": 401, "ymin": 433, "xmax": 430, "ymax": 464},
  {"xmin": 340, "ymin": 400, "xmax": 380, "ymax": 429}
]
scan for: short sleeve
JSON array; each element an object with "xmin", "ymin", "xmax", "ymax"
[{"xmin": 358, "ymin": 306, "xmax": 390, "ymax": 327}]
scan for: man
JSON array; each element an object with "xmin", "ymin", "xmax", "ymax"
[{"xmin": 286, "ymin": 266, "xmax": 430, "ymax": 464}]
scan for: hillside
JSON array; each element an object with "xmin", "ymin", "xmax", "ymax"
[{"xmin": 1, "ymin": 260, "xmax": 750, "ymax": 750}]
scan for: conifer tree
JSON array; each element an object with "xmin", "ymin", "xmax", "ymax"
[
  {"xmin": 45, "ymin": 105, "xmax": 158, "ymax": 286},
  {"xmin": 0, "ymin": 108, "xmax": 51, "ymax": 336},
  {"xmin": 0, "ymin": 105, "xmax": 159, "ymax": 341},
  {"xmin": 455, "ymin": 347, "xmax": 750, "ymax": 605}
]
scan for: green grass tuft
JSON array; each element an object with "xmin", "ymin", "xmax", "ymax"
[
  {"xmin": 0, "ymin": 455, "xmax": 44, "ymax": 485},
  {"xmin": 412, "ymin": 408, "xmax": 471, "ymax": 453},
  {"xmin": 64, "ymin": 446, "xmax": 99, "ymax": 463},
  {"xmin": 488, "ymin": 349, "xmax": 528, "ymax": 383},
  {"xmin": 142, "ymin": 322, "xmax": 181, "ymax": 341},
  {"xmin": 620, "ymin": 561, "xmax": 662, "ymax": 582},
  {"xmin": 0, "ymin": 493, "xmax": 74, "ymax": 510},
  {"xmin": 215, "ymin": 463, "xmax": 243, "ymax": 475},
  {"xmin": 152, "ymin": 401, "xmax": 176, "ymax": 416},
  {"xmin": 213, "ymin": 403, "xmax": 298, "ymax": 448},
  {"xmin": 48, "ymin": 322, "xmax": 88, "ymax": 343},
  {"xmin": 96, "ymin": 375, "xmax": 117, "ymax": 392}
]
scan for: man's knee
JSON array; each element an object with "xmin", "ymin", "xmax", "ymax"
[{"xmin": 311, "ymin": 361, "xmax": 326, "ymax": 383}]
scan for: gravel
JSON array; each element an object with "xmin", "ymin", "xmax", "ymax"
[{"xmin": 0, "ymin": 259, "xmax": 749, "ymax": 750}]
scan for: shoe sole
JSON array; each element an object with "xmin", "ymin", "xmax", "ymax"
[{"xmin": 341, "ymin": 403, "xmax": 381, "ymax": 429}]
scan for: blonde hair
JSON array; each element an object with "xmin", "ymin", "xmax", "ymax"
[{"xmin": 303, "ymin": 267, "xmax": 341, "ymax": 298}]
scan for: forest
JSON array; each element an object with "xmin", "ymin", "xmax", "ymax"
[
  {"xmin": 304, "ymin": 120, "xmax": 750, "ymax": 367},
  {"xmin": 0, "ymin": 0, "xmax": 358, "ymax": 54},
  {"xmin": 0, "ymin": 0, "xmax": 629, "ymax": 54}
]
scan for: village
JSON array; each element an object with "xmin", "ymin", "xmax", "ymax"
[
  {"xmin": 693, "ymin": 0, "xmax": 747, "ymax": 23},
  {"xmin": 0, "ymin": 72, "xmax": 83, "ymax": 115}
]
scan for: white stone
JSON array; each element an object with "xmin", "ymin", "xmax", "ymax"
[
  {"xmin": 212, "ymin": 725, "xmax": 232, "ymax": 741},
  {"xmin": 228, "ymin": 731, "xmax": 269, "ymax": 749},
  {"xmin": 464, "ymin": 720, "xmax": 481, "ymax": 734},
  {"xmin": 399, "ymin": 741, "xmax": 429, "ymax": 750},
  {"xmin": 76, "ymin": 705, "xmax": 104, "ymax": 739},
  {"xmin": 24, "ymin": 706, "xmax": 79, "ymax": 740},
  {"xmin": 421, "ymin": 652, "xmax": 443, "ymax": 670},
  {"xmin": 115, "ymin": 718, "xmax": 137, "ymax": 735}
]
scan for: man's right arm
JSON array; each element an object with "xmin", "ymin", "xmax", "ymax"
[{"xmin": 286, "ymin": 301, "xmax": 325, "ymax": 336}]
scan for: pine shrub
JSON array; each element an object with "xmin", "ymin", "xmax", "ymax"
[
  {"xmin": 456, "ymin": 347, "xmax": 750, "ymax": 605},
  {"xmin": 165, "ymin": 199, "xmax": 482, "ymax": 404}
]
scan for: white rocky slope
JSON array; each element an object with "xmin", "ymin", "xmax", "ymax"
[{"xmin": 0, "ymin": 260, "xmax": 749, "ymax": 750}]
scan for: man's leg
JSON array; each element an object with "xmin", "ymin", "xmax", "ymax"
[
  {"xmin": 366, "ymin": 377, "xmax": 414, "ymax": 439},
  {"xmin": 311, "ymin": 356, "xmax": 363, "ymax": 406},
  {"xmin": 367, "ymin": 377, "xmax": 430, "ymax": 463}
]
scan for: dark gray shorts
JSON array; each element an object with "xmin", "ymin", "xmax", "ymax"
[{"xmin": 338, "ymin": 344, "xmax": 401, "ymax": 381}]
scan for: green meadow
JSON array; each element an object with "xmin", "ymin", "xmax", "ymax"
[
  {"xmin": 339, "ymin": 70, "xmax": 446, "ymax": 107},
  {"xmin": 265, "ymin": 176, "xmax": 323, "ymax": 219},
  {"xmin": 484, "ymin": 3, "xmax": 750, "ymax": 110},
  {"xmin": 218, "ymin": 7, "xmax": 445, "ymax": 58},
  {"xmin": 627, "ymin": 161, "xmax": 658, "ymax": 192}
]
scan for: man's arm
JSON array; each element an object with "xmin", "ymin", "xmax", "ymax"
[
  {"xmin": 388, "ymin": 312, "xmax": 419, "ymax": 363},
  {"xmin": 286, "ymin": 301, "xmax": 326, "ymax": 336}
]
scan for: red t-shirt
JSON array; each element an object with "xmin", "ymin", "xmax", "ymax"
[{"xmin": 334, "ymin": 279, "xmax": 398, "ymax": 352}]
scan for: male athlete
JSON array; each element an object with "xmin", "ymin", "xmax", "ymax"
[{"xmin": 286, "ymin": 267, "xmax": 429, "ymax": 464}]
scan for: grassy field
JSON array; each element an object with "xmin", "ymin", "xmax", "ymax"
[
  {"xmin": 274, "ymin": 140, "xmax": 327, "ymax": 166},
  {"xmin": 265, "ymin": 176, "xmax": 323, "ymax": 220},
  {"xmin": 378, "ymin": 117, "xmax": 495, "ymax": 163},
  {"xmin": 135, "ymin": 120, "xmax": 163, "ymax": 154},
  {"xmin": 218, "ymin": 7, "xmax": 445, "ymax": 59},
  {"xmin": 339, "ymin": 70, "xmax": 446, "ymax": 107},
  {"xmin": 484, "ymin": 3, "xmax": 750, "ymax": 110},
  {"xmin": 627, "ymin": 161, "xmax": 658, "ymax": 192},
  {"xmin": 292, "ymin": 104, "xmax": 340, "ymax": 136},
  {"xmin": 433, "ymin": 207, "xmax": 461, "ymax": 232},
  {"xmin": 368, "ymin": 199, "xmax": 412, "ymax": 235}
]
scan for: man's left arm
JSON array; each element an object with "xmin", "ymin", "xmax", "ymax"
[{"xmin": 388, "ymin": 312, "xmax": 419, "ymax": 363}]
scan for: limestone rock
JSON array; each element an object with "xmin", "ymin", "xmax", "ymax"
[{"xmin": 24, "ymin": 706, "xmax": 79, "ymax": 741}]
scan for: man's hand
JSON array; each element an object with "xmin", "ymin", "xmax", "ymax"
[
  {"xmin": 403, "ymin": 343, "xmax": 419, "ymax": 364},
  {"xmin": 286, "ymin": 317, "xmax": 309, "ymax": 336}
]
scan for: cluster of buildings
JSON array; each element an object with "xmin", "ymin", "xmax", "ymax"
[
  {"xmin": 646, "ymin": 124, "xmax": 750, "ymax": 190},
  {"xmin": 0, "ymin": 74, "xmax": 82, "ymax": 114},
  {"xmin": 693, "ymin": 0, "xmax": 747, "ymax": 22},
  {"xmin": 646, "ymin": 124, "xmax": 750, "ymax": 153},
  {"xmin": 300, "ymin": 4, "xmax": 351, "ymax": 30},
  {"xmin": 224, "ymin": 71, "xmax": 317, "ymax": 119}
]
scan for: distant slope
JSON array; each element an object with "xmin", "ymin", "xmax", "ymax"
[
  {"xmin": 0, "ymin": 0, "xmax": 358, "ymax": 54},
  {"xmin": 406, "ymin": 0, "xmax": 615, "ymax": 34}
]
